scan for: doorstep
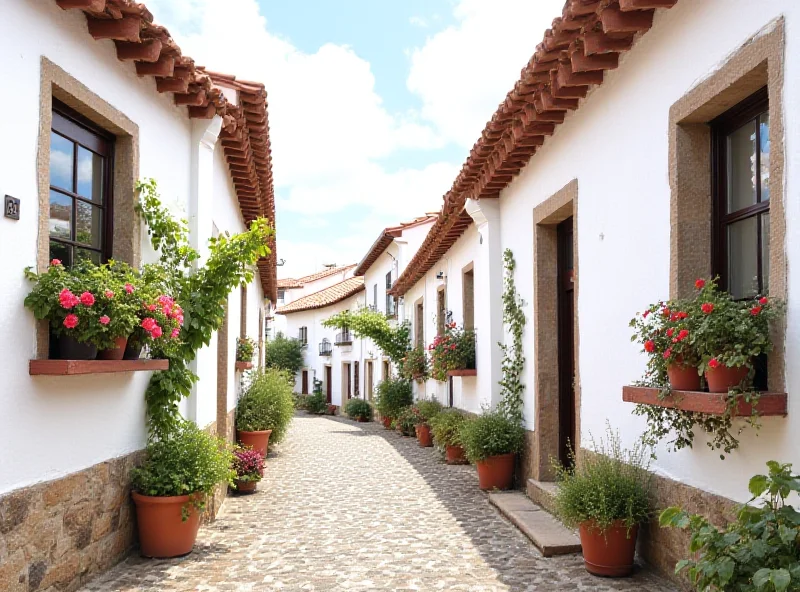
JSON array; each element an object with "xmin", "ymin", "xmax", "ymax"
[
  {"xmin": 488, "ymin": 492, "xmax": 581, "ymax": 557},
  {"xmin": 526, "ymin": 478, "xmax": 559, "ymax": 515}
]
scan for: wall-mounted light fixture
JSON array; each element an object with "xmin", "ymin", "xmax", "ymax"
[{"xmin": 435, "ymin": 271, "xmax": 444, "ymax": 280}]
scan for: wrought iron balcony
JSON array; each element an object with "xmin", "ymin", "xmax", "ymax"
[
  {"xmin": 319, "ymin": 339, "xmax": 332, "ymax": 356},
  {"xmin": 335, "ymin": 329, "xmax": 353, "ymax": 346}
]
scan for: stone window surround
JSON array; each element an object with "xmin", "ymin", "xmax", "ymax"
[
  {"xmin": 669, "ymin": 18, "xmax": 785, "ymax": 391},
  {"xmin": 530, "ymin": 179, "xmax": 579, "ymax": 482},
  {"xmin": 36, "ymin": 57, "xmax": 140, "ymax": 359},
  {"xmin": 461, "ymin": 262, "xmax": 475, "ymax": 331}
]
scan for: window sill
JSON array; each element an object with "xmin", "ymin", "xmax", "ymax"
[
  {"xmin": 622, "ymin": 386, "xmax": 787, "ymax": 416},
  {"xmin": 448, "ymin": 369, "xmax": 477, "ymax": 377},
  {"xmin": 235, "ymin": 361, "xmax": 253, "ymax": 371},
  {"xmin": 29, "ymin": 359, "xmax": 169, "ymax": 376},
  {"xmin": 334, "ymin": 342, "xmax": 353, "ymax": 347}
]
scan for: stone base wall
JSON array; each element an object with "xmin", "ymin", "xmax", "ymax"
[
  {"xmin": 0, "ymin": 451, "xmax": 143, "ymax": 592},
  {"xmin": 202, "ymin": 408, "xmax": 236, "ymax": 524}
]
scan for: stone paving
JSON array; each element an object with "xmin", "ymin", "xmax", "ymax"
[{"xmin": 81, "ymin": 415, "xmax": 678, "ymax": 591}]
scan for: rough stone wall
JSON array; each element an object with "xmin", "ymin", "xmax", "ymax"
[{"xmin": 0, "ymin": 451, "xmax": 143, "ymax": 592}]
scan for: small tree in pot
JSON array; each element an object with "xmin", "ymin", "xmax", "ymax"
[
  {"xmin": 131, "ymin": 421, "xmax": 234, "ymax": 558},
  {"xmin": 552, "ymin": 425, "xmax": 652, "ymax": 577},
  {"xmin": 430, "ymin": 409, "xmax": 468, "ymax": 464},
  {"xmin": 375, "ymin": 377, "xmax": 413, "ymax": 428},
  {"xmin": 459, "ymin": 410, "xmax": 524, "ymax": 490},
  {"xmin": 236, "ymin": 369, "xmax": 295, "ymax": 457}
]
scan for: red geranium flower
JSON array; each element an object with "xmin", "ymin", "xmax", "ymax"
[
  {"xmin": 708, "ymin": 358, "xmax": 720, "ymax": 369},
  {"xmin": 80, "ymin": 292, "xmax": 95, "ymax": 306},
  {"xmin": 677, "ymin": 311, "xmax": 689, "ymax": 320},
  {"xmin": 695, "ymin": 279, "xmax": 706, "ymax": 289},
  {"xmin": 644, "ymin": 340, "xmax": 655, "ymax": 353},
  {"xmin": 677, "ymin": 329, "xmax": 689, "ymax": 341},
  {"xmin": 63, "ymin": 314, "xmax": 79, "ymax": 329},
  {"xmin": 759, "ymin": 297, "xmax": 768, "ymax": 305},
  {"xmin": 662, "ymin": 348, "xmax": 672, "ymax": 360},
  {"xmin": 666, "ymin": 328, "xmax": 674, "ymax": 337},
  {"xmin": 701, "ymin": 303, "xmax": 714, "ymax": 314},
  {"xmin": 750, "ymin": 306, "xmax": 762, "ymax": 316}
]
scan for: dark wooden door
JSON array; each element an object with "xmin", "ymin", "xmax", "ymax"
[
  {"xmin": 325, "ymin": 366, "xmax": 332, "ymax": 403},
  {"xmin": 557, "ymin": 217, "xmax": 576, "ymax": 467},
  {"xmin": 366, "ymin": 362, "xmax": 373, "ymax": 400},
  {"xmin": 302, "ymin": 370, "xmax": 308, "ymax": 395}
]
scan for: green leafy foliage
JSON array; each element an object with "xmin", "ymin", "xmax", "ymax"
[
  {"xmin": 459, "ymin": 410, "xmax": 524, "ymax": 463},
  {"xmin": 374, "ymin": 377, "xmax": 413, "ymax": 419},
  {"xmin": 135, "ymin": 179, "xmax": 273, "ymax": 438},
  {"xmin": 429, "ymin": 409, "xmax": 468, "ymax": 448},
  {"xmin": 395, "ymin": 406, "xmax": 418, "ymax": 436},
  {"xmin": 305, "ymin": 379, "xmax": 328, "ymax": 415},
  {"xmin": 235, "ymin": 369, "xmax": 295, "ymax": 443},
  {"xmin": 400, "ymin": 346, "xmax": 429, "ymax": 381},
  {"xmin": 416, "ymin": 399, "xmax": 443, "ymax": 423},
  {"xmin": 236, "ymin": 337, "xmax": 256, "ymax": 363},
  {"xmin": 660, "ymin": 461, "xmax": 800, "ymax": 591},
  {"xmin": 322, "ymin": 308, "xmax": 410, "ymax": 364},
  {"xmin": 130, "ymin": 420, "xmax": 234, "ymax": 515},
  {"xmin": 344, "ymin": 398, "xmax": 373, "ymax": 421},
  {"xmin": 552, "ymin": 425, "xmax": 652, "ymax": 533},
  {"xmin": 264, "ymin": 332, "xmax": 304, "ymax": 374},
  {"xmin": 497, "ymin": 249, "xmax": 526, "ymax": 426}
]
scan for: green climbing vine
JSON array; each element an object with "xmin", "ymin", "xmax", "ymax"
[
  {"xmin": 322, "ymin": 307, "xmax": 411, "ymax": 365},
  {"xmin": 497, "ymin": 249, "xmax": 526, "ymax": 426},
  {"xmin": 136, "ymin": 178, "xmax": 273, "ymax": 439}
]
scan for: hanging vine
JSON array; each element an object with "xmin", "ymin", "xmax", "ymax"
[
  {"xmin": 322, "ymin": 307, "xmax": 411, "ymax": 365},
  {"xmin": 497, "ymin": 249, "xmax": 526, "ymax": 425},
  {"xmin": 136, "ymin": 178, "xmax": 273, "ymax": 439}
]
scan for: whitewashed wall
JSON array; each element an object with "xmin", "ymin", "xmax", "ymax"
[
  {"xmin": 496, "ymin": 0, "xmax": 800, "ymax": 503},
  {"xmin": 0, "ymin": 2, "xmax": 265, "ymax": 494},
  {"xmin": 274, "ymin": 267, "xmax": 355, "ymax": 338}
]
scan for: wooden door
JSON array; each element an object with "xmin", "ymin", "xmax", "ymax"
[
  {"xmin": 325, "ymin": 366, "xmax": 332, "ymax": 403},
  {"xmin": 366, "ymin": 362, "xmax": 374, "ymax": 400},
  {"xmin": 557, "ymin": 217, "xmax": 576, "ymax": 467},
  {"xmin": 301, "ymin": 370, "xmax": 308, "ymax": 395}
]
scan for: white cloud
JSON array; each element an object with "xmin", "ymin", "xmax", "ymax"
[
  {"xmin": 407, "ymin": 0, "xmax": 565, "ymax": 148},
  {"xmin": 409, "ymin": 16, "xmax": 429, "ymax": 28}
]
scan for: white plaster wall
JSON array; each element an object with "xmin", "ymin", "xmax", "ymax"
[{"xmin": 496, "ymin": 0, "xmax": 800, "ymax": 503}]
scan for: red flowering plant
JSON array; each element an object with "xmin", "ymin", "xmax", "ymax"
[
  {"xmin": 428, "ymin": 322, "xmax": 476, "ymax": 382},
  {"xmin": 232, "ymin": 445, "xmax": 265, "ymax": 485},
  {"xmin": 400, "ymin": 346, "xmax": 429, "ymax": 381},
  {"xmin": 24, "ymin": 259, "xmax": 139, "ymax": 350}
]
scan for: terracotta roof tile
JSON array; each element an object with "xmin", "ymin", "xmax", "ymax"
[
  {"xmin": 276, "ymin": 277, "xmax": 365, "ymax": 315},
  {"xmin": 277, "ymin": 278, "xmax": 304, "ymax": 289},
  {"xmin": 277, "ymin": 264, "xmax": 357, "ymax": 290},
  {"xmin": 52, "ymin": 0, "xmax": 278, "ymax": 301},
  {"xmin": 353, "ymin": 215, "xmax": 437, "ymax": 277},
  {"xmin": 391, "ymin": 0, "xmax": 678, "ymax": 296}
]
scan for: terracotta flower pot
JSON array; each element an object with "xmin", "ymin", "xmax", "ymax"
[
  {"xmin": 234, "ymin": 480, "xmax": 258, "ymax": 493},
  {"xmin": 98, "ymin": 336, "xmax": 128, "ymax": 361},
  {"xmin": 132, "ymin": 492, "xmax": 201, "ymax": 558},
  {"xmin": 579, "ymin": 520, "xmax": 639, "ymax": 577},
  {"xmin": 326, "ymin": 404, "xmax": 337, "ymax": 415},
  {"xmin": 475, "ymin": 453, "xmax": 515, "ymax": 490},
  {"xmin": 237, "ymin": 429, "xmax": 272, "ymax": 458},
  {"xmin": 705, "ymin": 363, "xmax": 750, "ymax": 393},
  {"xmin": 416, "ymin": 424, "xmax": 433, "ymax": 447},
  {"xmin": 356, "ymin": 416, "xmax": 367, "ymax": 422},
  {"xmin": 445, "ymin": 445, "xmax": 468, "ymax": 465},
  {"xmin": 57, "ymin": 334, "xmax": 97, "ymax": 360},
  {"xmin": 382, "ymin": 416, "xmax": 393, "ymax": 429},
  {"xmin": 667, "ymin": 362, "xmax": 700, "ymax": 391}
]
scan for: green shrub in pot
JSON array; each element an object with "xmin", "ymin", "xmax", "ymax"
[
  {"xmin": 416, "ymin": 399, "xmax": 443, "ymax": 424},
  {"xmin": 345, "ymin": 398, "xmax": 373, "ymax": 421},
  {"xmin": 236, "ymin": 368, "xmax": 295, "ymax": 444},
  {"xmin": 430, "ymin": 409, "xmax": 467, "ymax": 448},
  {"xmin": 375, "ymin": 377, "xmax": 413, "ymax": 419},
  {"xmin": 458, "ymin": 410, "xmax": 524, "ymax": 463}
]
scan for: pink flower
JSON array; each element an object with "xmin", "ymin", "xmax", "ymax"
[
  {"xmin": 50, "ymin": 259, "xmax": 62, "ymax": 266},
  {"xmin": 79, "ymin": 292, "xmax": 95, "ymax": 307},
  {"xmin": 150, "ymin": 325, "xmax": 163, "ymax": 339},
  {"xmin": 141, "ymin": 318, "xmax": 157, "ymax": 332},
  {"xmin": 124, "ymin": 283, "xmax": 135, "ymax": 294},
  {"xmin": 708, "ymin": 358, "xmax": 720, "ymax": 370},
  {"xmin": 59, "ymin": 289, "xmax": 79, "ymax": 309},
  {"xmin": 171, "ymin": 327, "xmax": 180, "ymax": 339},
  {"xmin": 63, "ymin": 314, "xmax": 79, "ymax": 329},
  {"xmin": 99, "ymin": 315, "xmax": 110, "ymax": 325},
  {"xmin": 662, "ymin": 348, "xmax": 672, "ymax": 360},
  {"xmin": 104, "ymin": 290, "xmax": 114, "ymax": 299}
]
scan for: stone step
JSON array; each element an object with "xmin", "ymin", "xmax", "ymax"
[
  {"xmin": 527, "ymin": 478, "xmax": 559, "ymax": 515},
  {"xmin": 488, "ymin": 492, "xmax": 582, "ymax": 557}
]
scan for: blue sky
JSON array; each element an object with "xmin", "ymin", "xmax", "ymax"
[{"xmin": 147, "ymin": 0, "xmax": 565, "ymax": 277}]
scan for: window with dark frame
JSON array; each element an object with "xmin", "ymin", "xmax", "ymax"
[
  {"xmin": 299, "ymin": 326, "xmax": 308, "ymax": 345},
  {"xmin": 711, "ymin": 87, "xmax": 770, "ymax": 301},
  {"xmin": 49, "ymin": 101, "xmax": 114, "ymax": 266},
  {"xmin": 385, "ymin": 271, "xmax": 396, "ymax": 317},
  {"xmin": 415, "ymin": 301, "xmax": 424, "ymax": 347},
  {"xmin": 437, "ymin": 288, "xmax": 446, "ymax": 335}
]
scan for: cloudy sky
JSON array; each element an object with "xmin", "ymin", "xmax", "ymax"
[{"xmin": 146, "ymin": 0, "xmax": 565, "ymax": 278}]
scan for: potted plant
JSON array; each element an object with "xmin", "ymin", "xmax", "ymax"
[
  {"xmin": 232, "ymin": 446, "xmax": 265, "ymax": 494},
  {"xmin": 428, "ymin": 322, "xmax": 476, "ymax": 381},
  {"xmin": 430, "ymin": 409, "xmax": 468, "ymax": 464},
  {"xmin": 130, "ymin": 420, "xmax": 234, "ymax": 558},
  {"xmin": 459, "ymin": 410, "xmax": 524, "ymax": 490},
  {"xmin": 236, "ymin": 337, "xmax": 256, "ymax": 369},
  {"xmin": 305, "ymin": 379, "xmax": 328, "ymax": 415},
  {"xmin": 400, "ymin": 347, "xmax": 429, "ymax": 382},
  {"xmin": 414, "ymin": 399, "xmax": 443, "ymax": 447},
  {"xmin": 235, "ymin": 368, "xmax": 295, "ymax": 457},
  {"xmin": 660, "ymin": 460, "xmax": 800, "ymax": 591},
  {"xmin": 326, "ymin": 403, "xmax": 337, "ymax": 416},
  {"xmin": 552, "ymin": 426, "xmax": 651, "ymax": 577},
  {"xmin": 395, "ymin": 406, "xmax": 418, "ymax": 437},
  {"xmin": 375, "ymin": 377, "xmax": 413, "ymax": 428},
  {"xmin": 127, "ymin": 270, "xmax": 184, "ymax": 360},
  {"xmin": 345, "ymin": 398, "xmax": 373, "ymax": 422}
]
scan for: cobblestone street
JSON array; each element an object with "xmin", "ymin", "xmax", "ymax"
[{"xmin": 82, "ymin": 415, "xmax": 677, "ymax": 591}]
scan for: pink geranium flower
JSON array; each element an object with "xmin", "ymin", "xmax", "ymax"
[
  {"xmin": 63, "ymin": 314, "xmax": 79, "ymax": 329},
  {"xmin": 80, "ymin": 292, "xmax": 95, "ymax": 306},
  {"xmin": 99, "ymin": 315, "xmax": 110, "ymax": 325},
  {"xmin": 50, "ymin": 259, "xmax": 62, "ymax": 266},
  {"xmin": 171, "ymin": 327, "xmax": 180, "ymax": 339},
  {"xmin": 141, "ymin": 318, "xmax": 157, "ymax": 332},
  {"xmin": 104, "ymin": 290, "xmax": 114, "ymax": 299},
  {"xmin": 125, "ymin": 283, "xmax": 135, "ymax": 294},
  {"xmin": 59, "ymin": 289, "xmax": 79, "ymax": 309},
  {"xmin": 150, "ymin": 325, "xmax": 163, "ymax": 339}
]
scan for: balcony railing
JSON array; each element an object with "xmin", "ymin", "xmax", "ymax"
[
  {"xmin": 335, "ymin": 330, "xmax": 353, "ymax": 346},
  {"xmin": 319, "ymin": 339, "xmax": 332, "ymax": 356}
]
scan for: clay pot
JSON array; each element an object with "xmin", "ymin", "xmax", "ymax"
[
  {"xmin": 382, "ymin": 417, "xmax": 393, "ymax": 430},
  {"xmin": 416, "ymin": 424, "xmax": 433, "ymax": 447},
  {"xmin": 445, "ymin": 445, "xmax": 468, "ymax": 465},
  {"xmin": 579, "ymin": 520, "xmax": 639, "ymax": 577},
  {"xmin": 326, "ymin": 404, "xmax": 337, "ymax": 416},
  {"xmin": 57, "ymin": 335, "xmax": 97, "ymax": 360},
  {"xmin": 705, "ymin": 363, "xmax": 750, "ymax": 393},
  {"xmin": 356, "ymin": 416, "xmax": 367, "ymax": 423},
  {"xmin": 475, "ymin": 453, "xmax": 515, "ymax": 490},
  {"xmin": 234, "ymin": 480, "xmax": 258, "ymax": 494},
  {"xmin": 237, "ymin": 429, "xmax": 272, "ymax": 458},
  {"xmin": 667, "ymin": 362, "xmax": 700, "ymax": 391},
  {"xmin": 98, "ymin": 336, "xmax": 128, "ymax": 361},
  {"xmin": 132, "ymin": 492, "xmax": 201, "ymax": 558}
]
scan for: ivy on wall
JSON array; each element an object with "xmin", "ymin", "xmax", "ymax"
[
  {"xmin": 497, "ymin": 249, "xmax": 526, "ymax": 425},
  {"xmin": 136, "ymin": 178, "xmax": 273, "ymax": 438},
  {"xmin": 322, "ymin": 307, "xmax": 410, "ymax": 365}
]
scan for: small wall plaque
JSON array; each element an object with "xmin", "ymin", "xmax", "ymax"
[{"xmin": 4, "ymin": 195, "xmax": 20, "ymax": 220}]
